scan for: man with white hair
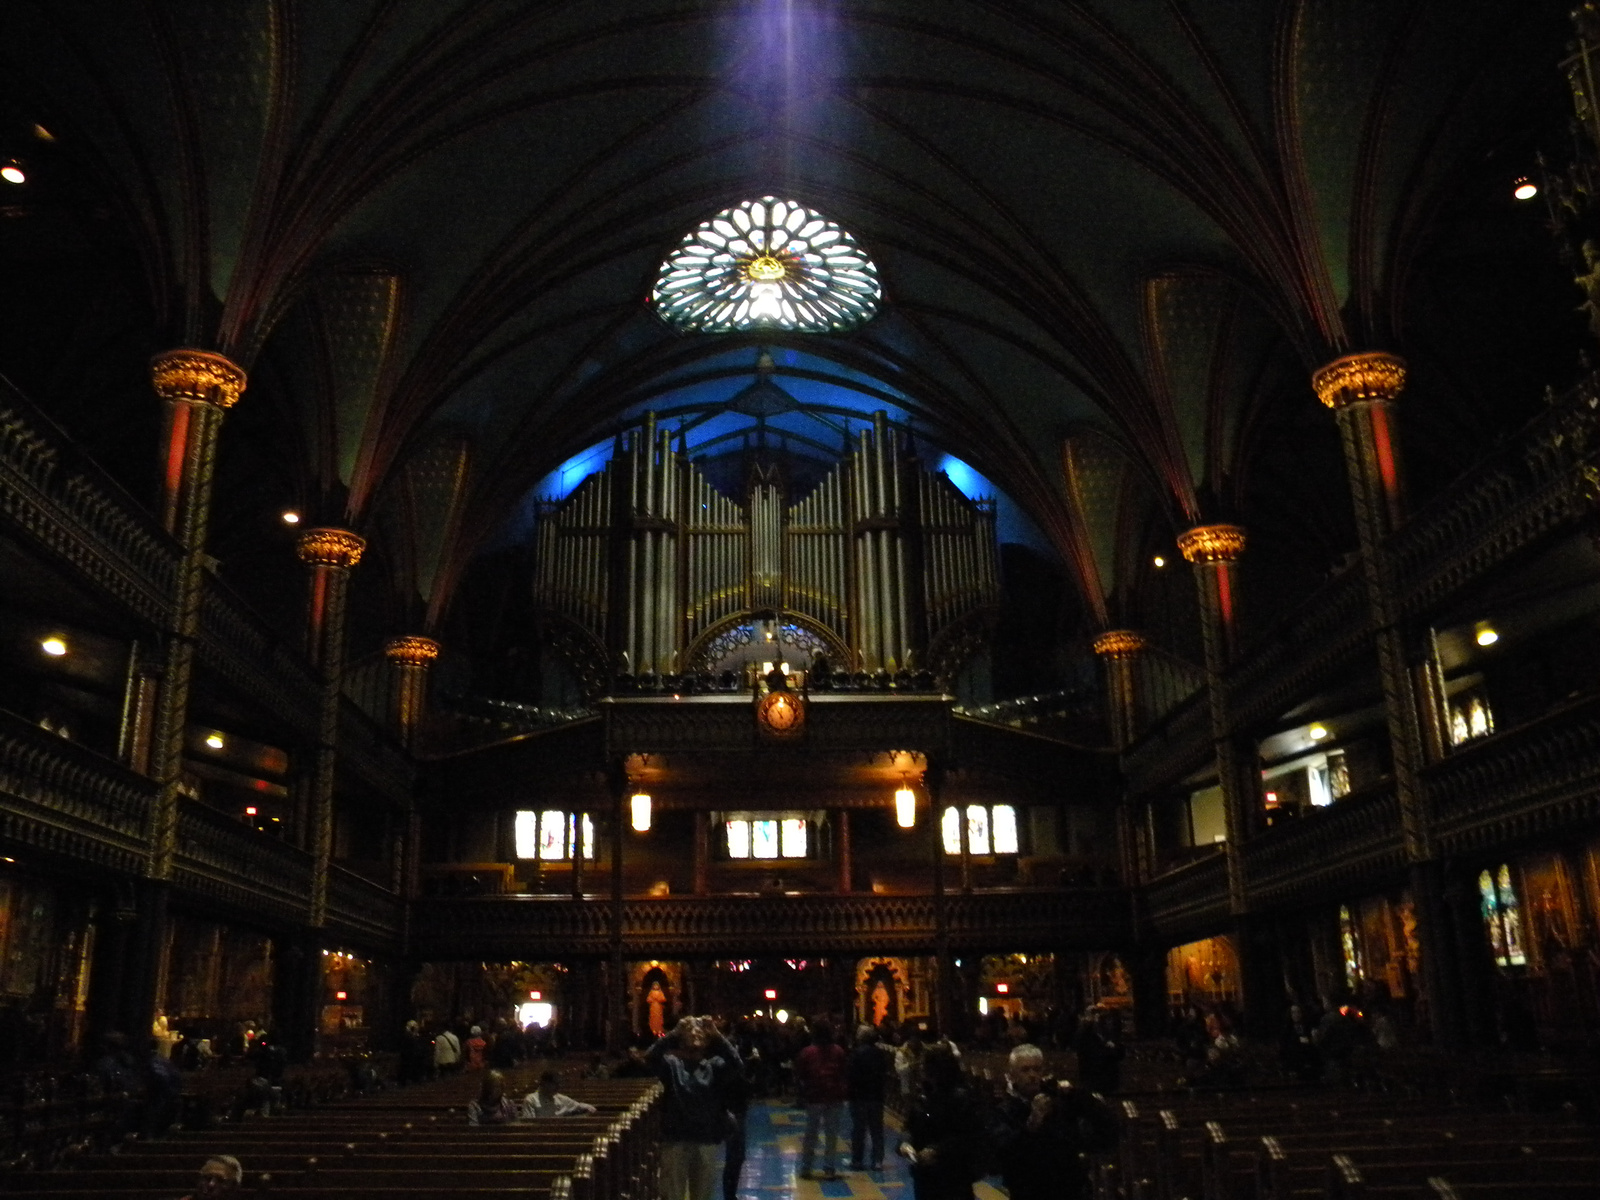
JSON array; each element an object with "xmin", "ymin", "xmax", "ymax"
[
  {"xmin": 181, "ymin": 1155, "xmax": 242, "ymax": 1199},
  {"xmin": 987, "ymin": 1044, "xmax": 1117, "ymax": 1200}
]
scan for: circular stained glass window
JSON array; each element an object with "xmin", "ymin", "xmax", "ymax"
[{"xmin": 653, "ymin": 197, "xmax": 880, "ymax": 333}]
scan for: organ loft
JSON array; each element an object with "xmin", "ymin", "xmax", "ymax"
[{"xmin": 0, "ymin": 1, "xmax": 1599, "ymax": 1190}]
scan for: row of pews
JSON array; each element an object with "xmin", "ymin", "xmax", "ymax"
[
  {"xmin": 1107, "ymin": 1089, "xmax": 1600, "ymax": 1200},
  {"xmin": 0, "ymin": 1067, "xmax": 662, "ymax": 1200}
]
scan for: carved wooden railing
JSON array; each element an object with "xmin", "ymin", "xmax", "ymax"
[
  {"xmin": 1123, "ymin": 689, "xmax": 1211, "ymax": 797},
  {"xmin": 326, "ymin": 864, "xmax": 404, "ymax": 948},
  {"xmin": 1426, "ymin": 688, "xmax": 1600, "ymax": 857},
  {"xmin": 0, "ymin": 707, "xmax": 150, "ymax": 875},
  {"xmin": 0, "ymin": 375, "xmax": 177, "ymax": 626},
  {"xmin": 336, "ymin": 699, "xmax": 414, "ymax": 805},
  {"xmin": 411, "ymin": 889, "xmax": 1132, "ymax": 959},
  {"xmin": 196, "ymin": 581, "xmax": 322, "ymax": 738},
  {"xmin": 1242, "ymin": 787, "xmax": 1405, "ymax": 908},
  {"xmin": 173, "ymin": 802, "xmax": 312, "ymax": 926},
  {"xmin": 1143, "ymin": 851, "xmax": 1229, "ymax": 936}
]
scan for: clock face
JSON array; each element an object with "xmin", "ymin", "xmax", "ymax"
[{"xmin": 757, "ymin": 691, "xmax": 805, "ymax": 736}]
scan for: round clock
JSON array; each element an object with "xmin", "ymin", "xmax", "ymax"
[{"xmin": 756, "ymin": 689, "xmax": 806, "ymax": 737}]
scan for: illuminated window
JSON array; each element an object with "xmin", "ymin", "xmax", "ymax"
[
  {"xmin": 514, "ymin": 811, "xmax": 593, "ymax": 861},
  {"xmin": 942, "ymin": 805, "xmax": 1020, "ymax": 855},
  {"xmin": 1339, "ymin": 904, "xmax": 1364, "ymax": 989},
  {"xmin": 1449, "ymin": 691, "xmax": 1495, "ymax": 747},
  {"xmin": 653, "ymin": 197, "xmax": 881, "ymax": 333},
  {"xmin": 724, "ymin": 815, "xmax": 811, "ymax": 859},
  {"xmin": 1480, "ymin": 865, "xmax": 1527, "ymax": 968}
]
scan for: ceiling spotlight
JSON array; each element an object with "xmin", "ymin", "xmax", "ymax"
[
  {"xmin": 1, "ymin": 162, "xmax": 25, "ymax": 185},
  {"xmin": 205, "ymin": 733, "xmax": 225, "ymax": 750},
  {"xmin": 1474, "ymin": 621, "xmax": 1499, "ymax": 647},
  {"xmin": 1512, "ymin": 177, "xmax": 1537, "ymax": 201},
  {"xmin": 1153, "ymin": 555, "xmax": 1166, "ymax": 568},
  {"xmin": 1308, "ymin": 723, "xmax": 1328, "ymax": 741},
  {"xmin": 40, "ymin": 637, "xmax": 67, "ymax": 657},
  {"xmin": 281, "ymin": 510, "xmax": 301, "ymax": 525}
]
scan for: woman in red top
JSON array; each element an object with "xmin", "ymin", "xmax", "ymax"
[
  {"xmin": 794, "ymin": 1019, "xmax": 849, "ymax": 1180},
  {"xmin": 465, "ymin": 1025, "xmax": 488, "ymax": 1070}
]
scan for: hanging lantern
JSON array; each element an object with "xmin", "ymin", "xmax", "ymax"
[
  {"xmin": 631, "ymin": 791, "xmax": 652, "ymax": 832},
  {"xmin": 895, "ymin": 786, "xmax": 916, "ymax": 829}
]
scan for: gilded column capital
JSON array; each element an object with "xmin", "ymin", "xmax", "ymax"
[
  {"xmin": 150, "ymin": 349, "xmax": 247, "ymax": 409},
  {"xmin": 296, "ymin": 527, "xmax": 366, "ymax": 568},
  {"xmin": 1177, "ymin": 523, "xmax": 1246, "ymax": 564},
  {"xmin": 384, "ymin": 635, "xmax": 440, "ymax": 666},
  {"xmin": 1312, "ymin": 351, "xmax": 1406, "ymax": 410},
  {"xmin": 1092, "ymin": 629, "xmax": 1148, "ymax": 659}
]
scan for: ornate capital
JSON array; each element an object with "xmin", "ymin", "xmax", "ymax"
[
  {"xmin": 1311, "ymin": 351, "xmax": 1406, "ymax": 410},
  {"xmin": 296, "ymin": 527, "xmax": 366, "ymax": 568},
  {"xmin": 1092, "ymin": 629, "xmax": 1148, "ymax": 659},
  {"xmin": 1177, "ymin": 523, "xmax": 1246, "ymax": 564},
  {"xmin": 150, "ymin": 349, "xmax": 247, "ymax": 409},
  {"xmin": 385, "ymin": 635, "xmax": 440, "ymax": 667}
]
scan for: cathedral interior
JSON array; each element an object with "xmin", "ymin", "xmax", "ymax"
[{"xmin": 2, "ymin": 0, "xmax": 1600, "ymax": 1106}]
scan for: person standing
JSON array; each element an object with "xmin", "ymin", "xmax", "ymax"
[
  {"xmin": 433, "ymin": 1024, "xmax": 462, "ymax": 1076},
  {"xmin": 847, "ymin": 1024, "xmax": 890, "ymax": 1171},
  {"xmin": 898, "ymin": 1042, "xmax": 983, "ymax": 1200},
  {"xmin": 647, "ymin": 1015, "xmax": 743, "ymax": 1200},
  {"xmin": 1073, "ymin": 1007, "xmax": 1124, "ymax": 1095},
  {"xmin": 988, "ymin": 1044, "xmax": 1117, "ymax": 1200},
  {"xmin": 795, "ymin": 1019, "xmax": 849, "ymax": 1180}
]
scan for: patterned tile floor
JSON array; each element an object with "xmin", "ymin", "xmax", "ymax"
[{"xmin": 731, "ymin": 1101, "xmax": 1006, "ymax": 1200}]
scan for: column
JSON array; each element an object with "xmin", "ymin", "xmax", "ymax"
[
  {"xmin": 1312, "ymin": 352, "xmax": 1466, "ymax": 1046},
  {"xmin": 384, "ymin": 636, "xmax": 439, "ymax": 751},
  {"xmin": 136, "ymin": 350, "xmax": 246, "ymax": 1046},
  {"xmin": 608, "ymin": 773, "xmax": 627, "ymax": 1052},
  {"xmin": 926, "ymin": 765, "xmax": 951, "ymax": 1034},
  {"xmin": 692, "ymin": 811, "xmax": 710, "ymax": 896},
  {"xmin": 835, "ymin": 809, "xmax": 853, "ymax": 894},
  {"xmin": 1094, "ymin": 629, "xmax": 1150, "ymax": 886},
  {"xmin": 296, "ymin": 528, "xmax": 366, "ymax": 930}
]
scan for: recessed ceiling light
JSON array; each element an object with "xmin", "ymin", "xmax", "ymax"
[
  {"xmin": 205, "ymin": 733, "xmax": 225, "ymax": 749},
  {"xmin": 281, "ymin": 510, "xmax": 301, "ymax": 525},
  {"xmin": 1308, "ymin": 723, "xmax": 1328, "ymax": 741},
  {"xmin": 40, "ymin": 637, "xmax": 67, "ymax": 656},
  {"xmin": 1475, "ymin": 623, "xmax": 1499, "ymax": 647},
  {"xmin": 1, "ymin": 162, "xmax": 25, "ymax": 185},
  {"xmin": 1153, "ymin": 555, "xmax": 1166, "ymax": 568},
  {"xmin": 1512, "ymin": 177, "xmax": 1537, "ymax": 201}
]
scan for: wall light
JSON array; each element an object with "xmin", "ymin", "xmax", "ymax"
[
  {"xmin": 1308, "ymin": 723, "xmax": 1328, "ymax": 741},
  {"xmin": 1153, "ymin": 555, "xmax": 1166, "ymax": 568},
  {"xmin": 1474, "ymin": 621, "xmax": 1499, "ymax": 647},
  {"xmin": 335, "ymin": 991, "xmax": 348, "ymax": 1001},
  {"xmin": 1, "ymin": 162, "xmax": 25, "ymax": 185},
  {"xmin": 895, "ymin": 785, "xmax": 917, "ymax": 828},
  {"xmin": 205, "ymin": 733, "xmax": 225, "ymax": 749},
  {"xmin": 1512, "ymin": 177, "xmax": 1538, "ymax": 201},
  {"xmin": 631, "ymin": 791, "xmax": 652, "ymax": 832},
  {"xmin": 281, "ymin": 510, "xmax": 301, "ymax": 525},
  {"xmin": 245, "ymin": 806, "xmax": 257, "ymax": 816},
  {"xmin": 764, "ymin": 988, "xmax": 777, "ymax": 1000},
  {"xmin": 40, "ymin": 637, "xmax": 67, "ymax": 657},
  {"xmin": 996, "ymin": 982, "xmax": 1009, "ymax": 993}
]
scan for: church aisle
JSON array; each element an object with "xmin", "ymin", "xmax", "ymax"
[{"xmin": 733, "ymin": 1101, "xmax": 1007, "ymax": 1199}]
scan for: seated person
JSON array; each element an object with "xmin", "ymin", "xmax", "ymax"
[
  {"xmin": 466, "ymin": 1070, "xmax": 521, "ymax": 1125},
  {"xmin": 523, "ymin": 1069, "xmax": 598, "ymax": 1117},
  {"xmin": 181, "ymin": 1155, "xmax": 242, "ymax": 1199}
]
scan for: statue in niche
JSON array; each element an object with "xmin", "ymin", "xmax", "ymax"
[
  {"xmin": 871, "ymin": 980, "xmax": 890, "ymax": 1026},
  {"xmin": 646, "ymin": 981, "xmax": 667, "ymax": 1038}
]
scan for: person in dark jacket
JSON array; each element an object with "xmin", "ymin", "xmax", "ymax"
[
  {"xmin": 847, "ymin": 1024, "xmax": 891, "ymax": 1171},
  {"xmin": 1279, "ymin": 1004, "xmax": 1321, "ymax": 1082},
  {"xmin": 1072, "ymin": 1006, "xmax": 1125, "ymax": 1094},
  {"xmin": 647, "ymin": 1015, "xmax": 743, "ymax": 1200},
  {"xmin": 989, "ymin": 1043, "xmax": 1117, "ymax": 1200},
  {"xmin": 898, "ymin": 1042, "xmax": 983, "ymax": 1200}
]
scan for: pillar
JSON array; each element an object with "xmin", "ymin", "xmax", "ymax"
[
  {"xmin": 296, "ymin": 528, "xmax": 366, "ymax": 930},
  {"xmin": 1094, "ymin": 629, "xmax": 1150, "ymax": 886},
  {"xmin": 608, "ymin": 772, "xmax": 627, "ymax": 1052},
  {"xmin": 836, "ymin": 809, "xmax": 853, "ymax": 894},
  {"xmin": 693, "ymin": 811, "xmax": 710, "ymax": 896},
  {"xmin": 926, "ymin": 765, "xmax": 951, "ymax": 1034},
  {"xmin": 384, "ymin": 635, "xmax": 439, "ymax": 751},
  {"xmin": 1312, "ymin": 352, "xmax": 1467, "ymax": 1045}
]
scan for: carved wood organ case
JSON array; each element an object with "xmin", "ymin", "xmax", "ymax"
[{"xmin": 534, "ymin": 411, "xmax": 1000, "ymax": 687}]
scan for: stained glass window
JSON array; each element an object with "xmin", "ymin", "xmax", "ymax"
[
  {"xmin": 566, "ymin": 814, "xmax": 595, "ymax": 861},
  {"xmin": 942, "ymin": 805, "xmax": 1021, "ymax": 855},
  {"xmin": 1339, "ymin": 904, "xmax": 1364, "ymax": 989},
  {"xmin": 653, "ymin": 197, "xmax": 881, "ymax": 333},
  {"xmin": 726, "ymin": 820, "xmax": 751, "ymax": 859},
  {"xmin": 966, "ymin": 805, "xmax": 991, "ymax": 855},
  {"xmin": 1481, "ymin": 864, "xmax": 1526, "ymax": 968},
  {"xmin": 992, "ymin": 806, "xmax": 1019, "ymax": 854},
  {"xmin": 751, "ymin": 820, "xmax": 779, "ymax": 859},
  {"xmin": 942, "ymin": 806, "xmax": 961, "ymax": 855},
  {"xmin": 780, "ymin": 819, "xmax": 807, "ymax": 858},
  {"xmin": 513, "ymin": 810, "xmax": 591, "ymax": 861},
  {"xmin": 538, "ymin": 809, "xmax": 566, "ymax": 860},
  {"xmin": 514, "ymin": 811, "xmax": 539, "ymax": 860},
  {"xmin": 725, "ymin": 816, "xmax": 810, "ymax": 859}
]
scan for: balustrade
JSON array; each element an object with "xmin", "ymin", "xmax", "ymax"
[
  {"xmin": 326, "ymin": 864, "xmax": 404, "ymax": 948},
  {"xmin": 1143, "ymin": 851, "xmax": 1229, "ymax": 936},
  {"xmin": 173, "ymin": 802, "xmax": 313, "ymax": 925},
  {"xmin": 1242, "ymin": 786, "xmax": 1404, "ymax": 907}
]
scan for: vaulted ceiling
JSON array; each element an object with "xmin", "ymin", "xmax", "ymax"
[{"xmin": 0, "ymin": 0, "xmax": 1584, "ymax": 679}]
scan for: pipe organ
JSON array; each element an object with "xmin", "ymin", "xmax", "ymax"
[{"xmin": 534, "ymin": 411, "xmax": 999, "ymax": 683}]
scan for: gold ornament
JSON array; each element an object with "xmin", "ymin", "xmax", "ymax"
[
  {"xmin": 1092, "ymin": 630, "xmax": 1148, "ymax": 659},
  {"xmin": 744, "ymin": 254, "xmax": 788, "ymax": 282},
  {"xmin": 1177, "ymin": 524, "xmax": 1247, "ymax": 565},
  {"xmin": 150, "ymin": 349, "xmax": 247, "ymax": 409},
  {"xmin": 296, "ymin": 527, "xmax": 366, "ymax": 568},
  {"xmin": 384, "ymin": 636, "xmax": 440, "ymax": 666},
  {"xmin": 755, "ymin": 689, "xmax": 806, "ymax": 737},
  {"xmin": 1311, "ymin": 352, "xmax": 1406, "ymax": 411}
]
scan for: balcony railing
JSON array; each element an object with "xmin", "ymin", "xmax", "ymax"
[
  {"xmin": 1143, "ymin": 851, "xmax": 1229, "ymax": 936},
  {"xmin": 411, "ymin": 889, "xmax": 1132, "ymax": 959},
  {"xmin": 0, "ymin": 708, "xmax": 150, "ymax": 875},
  {"xmin": 0, "ymin": 375, "xmax": 177, "ymax": 626},
  {"xmin": 173, "ymin": 802, "xmax": 313, "ymax": 925},
  {"xmin": 1242, "ymin": 786, "xmax": 1405, "ymax": 908},
  {"xmin": 326, "ymin": 865, "xmax": 404, "ymax": 949}
]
